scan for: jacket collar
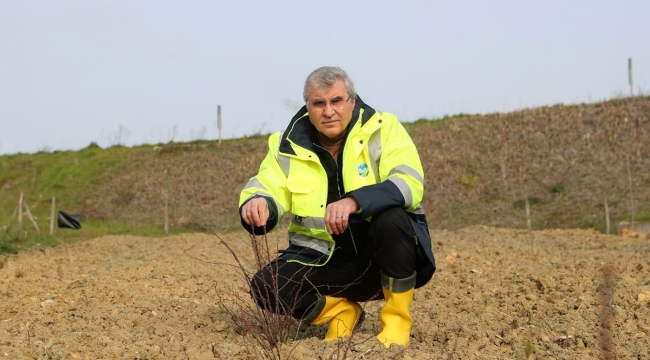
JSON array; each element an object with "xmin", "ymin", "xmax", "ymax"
[{"xmin": 279, "ymin": 95, "xmax": 377, "ymax": 156}]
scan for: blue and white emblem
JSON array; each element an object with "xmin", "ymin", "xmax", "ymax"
[{"xmin": 357, "ymin": 163, "xmax": 369, "ymax": 178}]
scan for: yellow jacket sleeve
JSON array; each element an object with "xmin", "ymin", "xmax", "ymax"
[
  {"xmin": 377, "ymin": 113, "xmax": 425, "ymax": 211},
  {"xmin": 239, "ymin": 132, "xmax": 290, "ymax": 224}
]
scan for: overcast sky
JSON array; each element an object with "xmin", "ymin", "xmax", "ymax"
[{"xmin": 1, "ymin": 1, "xmax": 648, "ymax": 155}]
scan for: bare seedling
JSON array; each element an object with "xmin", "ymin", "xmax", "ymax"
[{"xmin": 182, "ymin": 230, "xmax": 373, "ymax": 359}]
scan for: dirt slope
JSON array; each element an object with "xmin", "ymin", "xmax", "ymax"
[{"xmin": 1, "ymin": 227, "xmax": 649, "ymax": 359}]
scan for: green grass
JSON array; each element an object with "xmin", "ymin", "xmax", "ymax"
[
  {"xmin": 0, "ymin": 218, "xmax": 197, "ymax": 255},
  {"xmin": 405, "ymin": 112, "xmax": 475, "ymax": 129}
]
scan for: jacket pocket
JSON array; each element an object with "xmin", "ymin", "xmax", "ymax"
[{"xmin": 286, "ymin": 175, "xmax": 316, "ymax": 216}]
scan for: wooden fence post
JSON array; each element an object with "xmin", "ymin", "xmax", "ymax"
[
  {"xmin": 604, "ymin": 199, "xmax": 610, "ymax": 234},
  {"xmin": 525, "ymin": 196, "xmax": 532, "ymax": 231},
  {"xmin": 18, "ymin": 192, "xmax": 24, "ymax": 231},
  {"xmin": 625, "ymin": 155, "xmax": 635, "ymax": 226},
  {"xmin": 23, "ymin": 200, "xmax": 40, "ymax": 233},
  {"xmin": 50, "ymin": 197, "xmax": 56, "ymax": 235},
  {"xmin": 164, "ymin": 193, "xmax": 169, "ymax": 235}
]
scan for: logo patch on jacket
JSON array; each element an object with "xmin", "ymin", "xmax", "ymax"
[{"xmin": 357, "ymin": 163, "xmax": 369, "ymax": 178}]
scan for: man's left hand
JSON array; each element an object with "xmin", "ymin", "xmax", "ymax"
[{"xmin": 325, "ymin": 197, "xmax": 359, "ymax": 235}]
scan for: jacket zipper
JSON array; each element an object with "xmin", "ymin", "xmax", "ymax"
[{"xmin": 314, "ymin": 143, "xmax": 359, "ymax": 255}]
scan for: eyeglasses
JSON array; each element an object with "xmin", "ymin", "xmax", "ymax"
[{"xmin": 307, "ymin": 95, "xmax": 351, "ymax": 110}]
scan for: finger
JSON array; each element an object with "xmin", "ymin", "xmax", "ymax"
[
  {"xmin": 259, "ymin": 205, "xmax": 269, "ymax": 227},
  {"xmin": 329, "ymin": 214, "xmax": 340, "ymax": 234},
  {"xmin": 335, "ymin": 215, "xmax": 346, "ymax": 234},
  {"xmin": 242, "ymin": 205, "xmax": 252, "ymax": 225},
  {"xmin": 250, "ymin": 205, "xmax": 262, "ymax": 227},
  {"xmin": 324, "ymin": 207, "xmax": 333, "ymax": 234},
  {"xmin": 325, "ymin": 213, "xmax": 336, "ymax": 235},
  {"xmin": 325, "ymin": 217, "xmax": 334, "ymax": 234},
  {"xmin": 338, "ymin": 216, "xmax": 348, "ymax": 234}
]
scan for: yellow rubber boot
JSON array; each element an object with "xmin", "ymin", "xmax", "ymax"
[
  {"xmin": 307, "ymin": 296, "xmax": 363, "ymax": 341},
  {"xmin": 376, "ymin": 272, "xmax": 416, "ymax": 348}
]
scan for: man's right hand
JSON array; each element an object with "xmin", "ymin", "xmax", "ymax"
[{"xmin": 241, "ymin": 197, "xmax": 269, "ymax": 227}]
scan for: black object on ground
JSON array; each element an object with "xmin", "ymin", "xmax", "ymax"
[{"xmin": 58, "ymin": 210, "xmax": 82, "ymax": 229}]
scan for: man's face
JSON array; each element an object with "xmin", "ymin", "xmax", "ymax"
[{"xmin": 306, "ymin": 79, "xmax": 356, "ymax": 138}]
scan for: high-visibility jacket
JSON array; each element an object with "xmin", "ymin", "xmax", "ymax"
[{"xmin": 239, "ymin": 96, "xmax": 435, "ymax": 283}]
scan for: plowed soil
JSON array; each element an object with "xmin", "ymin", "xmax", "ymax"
[{"xmin": 1, "ymin": 226, "xmax": 649, "ymax": 359}]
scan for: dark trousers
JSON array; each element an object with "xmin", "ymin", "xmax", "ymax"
[{"xmin": 250, "ymin": 207, "xmax": 417, "ymax": 319}]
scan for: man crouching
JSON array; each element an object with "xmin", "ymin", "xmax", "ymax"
[{"xmin": 239, "ymin": 66, "xmax": 436, "ymax": 348}]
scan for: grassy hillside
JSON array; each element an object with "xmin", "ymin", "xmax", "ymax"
[
  {"xmin": 2, "ymin": 96, "xmax": 649, "ymax": 252},
  {"xmin": 406, "ymin": 96, "xmax": 650, "ymax": 230}
]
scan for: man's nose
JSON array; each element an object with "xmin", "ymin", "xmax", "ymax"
[{"xmin": 323, "ymin": 102, "xmax": 335, "ymax": 117}]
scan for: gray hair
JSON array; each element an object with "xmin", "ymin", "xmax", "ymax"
[{"xmin": 303, "ymin": 66, "xmax": 356, "ymax": 103}]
